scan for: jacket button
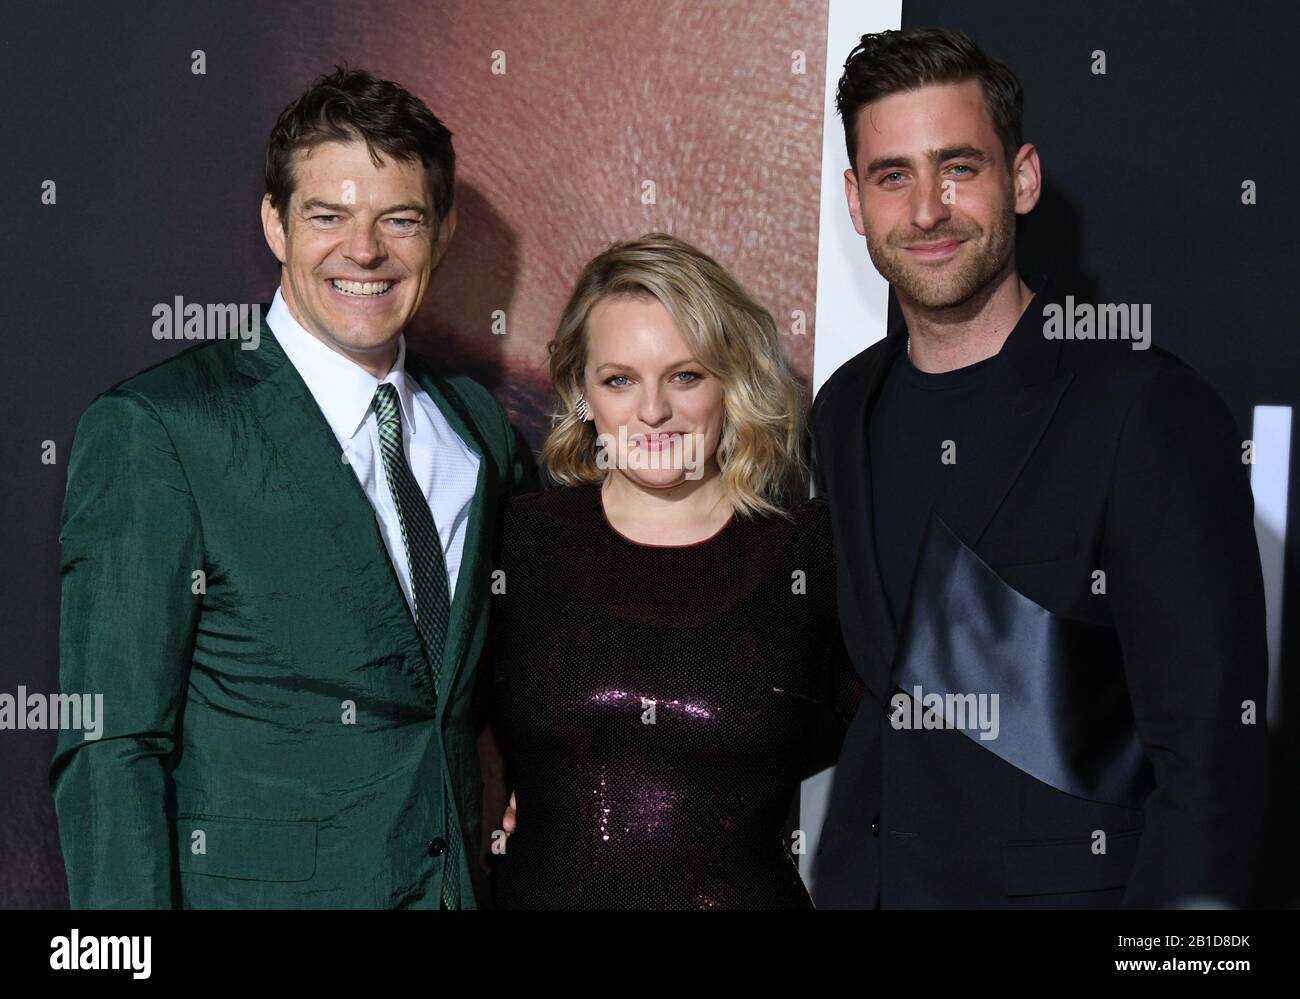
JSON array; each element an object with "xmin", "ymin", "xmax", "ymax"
[
  {"xmin": 870, "ymin": 816, "xmax": 879, "ymax": 837},
  {"xmin": 427, "ymin": 838, "xmax": 447, "ymax": 857}
]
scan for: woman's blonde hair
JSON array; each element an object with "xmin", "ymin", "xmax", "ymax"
[{"xmin": 540, "ymin": 232, "xmax": 807, "ymax": 519}]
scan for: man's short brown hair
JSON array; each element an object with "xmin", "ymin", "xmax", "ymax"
[
  {"xmin": 265, "ymin": 66, "xmax": 455, "ymax": 229},
  {"xmin": 836, "ymin": 27, "xmax": 1024, "ymax": 174}
]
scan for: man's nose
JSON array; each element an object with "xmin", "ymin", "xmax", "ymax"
[
  {"xmin": 910, "ymin": 175, "xmax": 953, "ymax": 232},
  {"xmin": 342, "ymin": 223, "xmax": 386, "ymax": 266}
]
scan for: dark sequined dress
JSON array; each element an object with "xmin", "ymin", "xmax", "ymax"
[{"xmin": 488, "ymin": 482, "xmax": 858, "ymax": 910}]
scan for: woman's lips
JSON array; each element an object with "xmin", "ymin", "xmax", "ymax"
[{"xmin": 632, "ymin": 432, "xmax": 684, "ymax": 451}]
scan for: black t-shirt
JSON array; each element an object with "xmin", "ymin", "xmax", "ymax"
[{"xmin": 868, "ymin": 346, "xmax": 1004, "ymax": 630}]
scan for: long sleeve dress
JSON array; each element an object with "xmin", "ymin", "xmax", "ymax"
[{"xmin": 488, "ymin": 482, "xmax": 860, "ymax": 909}]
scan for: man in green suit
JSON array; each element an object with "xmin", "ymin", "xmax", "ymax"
[{"xmin": 50, "ymin": 68, "xmax": 533, "ymax": 908}]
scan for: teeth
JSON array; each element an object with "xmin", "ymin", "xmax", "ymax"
[{"xmin": 331, "ymin": 279, "xmax": 393, "ymax": 296}]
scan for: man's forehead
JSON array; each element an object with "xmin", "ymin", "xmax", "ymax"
[
  {"xmin": 292, "ymin": 141, "xmax": 428, "ymax": 194},
  {"xmin": 859, "ymin": 80, "xmax": 991, "ymax": 145}
]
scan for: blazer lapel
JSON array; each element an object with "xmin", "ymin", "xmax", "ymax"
[
  {"xmin": 928, "ymin": 277, "xmax": 1072, "ymax": 550},
  {"xmin": 235, "ymin": 310, "xmax": 434, "ymax": 704},
  {"xmin": 844, "ymin": 275, "xmax": 1071, "ymax": 702},
  {"xmin": 831, "ymin": 327, "xmax": 906, "ymax": 703}
]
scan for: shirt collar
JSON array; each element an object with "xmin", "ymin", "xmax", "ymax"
[{"xmin": 266, "ymin": 286, "xmax": 420, "ymax": 441}]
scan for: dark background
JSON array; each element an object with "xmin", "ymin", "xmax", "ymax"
[{"xmin": 2, "ymin": 0, "xmax": 1296, "ymax": 906}]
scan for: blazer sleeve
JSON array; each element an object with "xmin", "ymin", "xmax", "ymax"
[
  {"xmin": 796, "ymin": 498, "xmax": 862, "ymax": 780},
  {"xmin": 1101, "ymin": 363, "xmax": 1268, "ymax": 908},
  {"xmin": 49, "ymin": 388, "xmax": 204, "ymax": 908},
  {"xmin": 798, "ymin": 627, "xmax": 863, "ymax": 780},
  {"xmin": 506, "ymin": 422, "xmax": 539, "ymax": 497},
  {"xmin": 810, "ymin": 388, "xmax": 828, "ymax": 497}
]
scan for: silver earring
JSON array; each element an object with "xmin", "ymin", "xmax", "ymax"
[{"xmin": 575, "ymin": 393, "xmax": 590, "ymax": 422}]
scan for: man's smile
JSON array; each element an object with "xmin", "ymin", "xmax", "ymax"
[{"xmin": 326, "ymin": 277, "xmax": 400, "ymax": 300}]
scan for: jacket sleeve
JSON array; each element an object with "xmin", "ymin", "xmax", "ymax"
[
  {"xmin": 810, "ymin": 387, "xmax": 828, "ymax": 497},
  {"xmin": 49, "ymin": 388, "xmax": 203, "ymax": 908},
  {"xmin": 797, "ymin": 492, "xmax": 862, "ymax": 779},
  {"xmin": 506, "ymin": 421, "xmax": 539, "ymax": 497},
  {"xmin": 1101, "ymin": 363, "xmax": 1268, "ymax": 908}
]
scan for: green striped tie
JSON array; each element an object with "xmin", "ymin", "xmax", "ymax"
[{"xmin": 372, "ymin": 383, "xmax": 461, "ymax": 909}]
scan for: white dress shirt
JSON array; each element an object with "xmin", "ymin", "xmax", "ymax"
[{"xmin": 266, "ymin": 287, "xmax": 481, "ymax": 614}]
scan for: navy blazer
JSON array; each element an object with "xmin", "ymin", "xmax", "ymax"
[{"xmin": 810, "ymin": 275, "xmax": 1268, "ymax": 909}]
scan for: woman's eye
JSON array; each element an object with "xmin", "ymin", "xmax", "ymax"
[
  {"xmin": 673, "ymin": 371, "xmax": 702, "ymax": 383},
  {"xmin": 604, "ymin": 375, "xmax": 630, "ymax": 387}
]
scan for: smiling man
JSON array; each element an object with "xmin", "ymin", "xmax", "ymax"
[
  {"xmin": 260, "ymin": 126, "xmax": 443, "ymax": 378},
  {"xmin": 811, "ymin": 28, "xmax": 1267, "ymax": 909},
  {"xmin": 51, "ymin": 68, "xmax": 534, "ymax": 909}
]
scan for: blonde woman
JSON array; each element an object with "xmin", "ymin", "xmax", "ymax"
[{"xmin": 488, "ymin": 233, "xmax": 858, "ymax": 909}]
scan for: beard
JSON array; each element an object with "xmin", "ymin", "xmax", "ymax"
[{"xmin": 864, "ymin": 186, "xmax": 1017, "ymax": 311}]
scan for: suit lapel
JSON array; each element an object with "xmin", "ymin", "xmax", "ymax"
[
  {"xmin": 843, "ymin": 275, "xmax": 1071, "ymax": 702},
  {"xmin": 833, "ymin": 328, "xmax": 906, "ymax": 703},
  {"xmin": 928, "ymin": 277, "xmax": 1071, "ymax": 549},
  {"xmin": 235, "ymin": 311, "xmax": 433, "ymax": 703}
]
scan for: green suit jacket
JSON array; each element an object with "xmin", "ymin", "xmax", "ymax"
[{"xmin": 50, "ymin": 309, "xmax": 533, "ymax": 908}]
